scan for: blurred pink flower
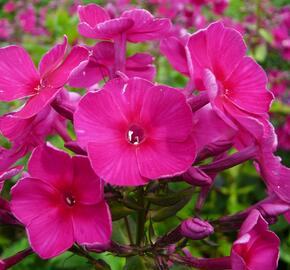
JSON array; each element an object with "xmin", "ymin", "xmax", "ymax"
[
  {"xmin": 11, "ymin": 144, "xmax": 112, "ymax": 259},
  {"xmin": 74, "ymin": 77, "xmax": 196, "ymax": 186},
  {"xmin": 78, "ymin": 4, "xmax": 171, "ymax": 42},
  {"xmin": 3, "ymin": 1, "xmax": 16, "ymax": 13},
  {"xmin": 0, "ymin": 19, "xmax": 12, "ymax": 40},
  {"xmin": 277, "ymin": 116, "xmax": 290, "ymax": 150},
  {"xmin": 17, "ymin": 6, "xmax": 36, "ymax": 34},
  {"xmin": 231, "ymin": 209, "xmax": 280, "ymax": 270},
  {"xmin": 0, "ymin": 36, "xmax": 88, "ymax": 118}
]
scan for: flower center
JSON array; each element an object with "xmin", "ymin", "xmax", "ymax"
[
  {"xmin": 64, "ymin": 194, "xmax": 76, "ymax": 207},
  {"xmin": 127, "ymin": 124, "xmax": 145, "ymax": 145}
]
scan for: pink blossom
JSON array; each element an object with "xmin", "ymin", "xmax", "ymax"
[
  {"xmin": 10, "ymin": 144, "xmax": 112, "ymax": 259},
  {"xmin": 231, "ymin": 210, "xmax": 280, "ymax": 270},
  {"xmin": 17, "ymin": 6, "xmax": 36, "ymax": 34},
  {"xmin": 212, "ymin": 0, "xmax": 229, "ymax": 15},
  {"xmin": 268, "ymin": 69, "xmax": 289, "ymax": 97},
  {"xmin": 187, "ymin": 21, "xmax": 273, "ymax": 120},
  {"xmin": 69, "ymin": 41, "xmax": 156, "ymax": 88},
  {"xmin": 3, "ymin": 1, "xmax": 16, "ymax": 13},
  {"xmin": 74, "ymin": 77, "xmax": 196, "ymax": 186},
  {"xmin": 0, "ymin": 36, "xmax": 88, "ymax": 118},
  {"xmin": 78, "ymin": 4, "xmax": 171, "ymax": 42},
  {"xmin": 0, "ymin": 19, "xmax": 12, "ymax": 40},
  {"xmin": 0, "ymin": 105, "xmax": 67, "ymax": 171}
]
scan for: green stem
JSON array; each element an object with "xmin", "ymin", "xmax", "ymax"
[
  {"xmin": 124, "ymin": 216, "xmax": 134, "ymax": 245},
  {"xmin": 136, "ymin": 187, "xmax": 145, "ymax": 245}
]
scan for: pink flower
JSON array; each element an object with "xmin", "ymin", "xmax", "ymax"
[
  {"xmin": 0, "ymin": 36, "xmax": 88, "ymax": 118},
  {"xmin": 0, "ymin": 19, "xmax": 12, "ymax": 40},
  {"xmin": 17, "ymin": 6, "xmax": 36, "ymax": 34},
  {"xmin": 69, "ymin": 41, "xmax": 156, "ymax": 88},
  {"xmin": 3, "ymin": 1, "xmax": 16, "ymax": 13},
  {"xmin": 0, "ymin": 104, "xmax": 67, "ymax": 171},
  {"xmin": 231, "ymin": 209, "xmax": 280, "ymax": 270},
  {"xmin": 74, "ymin": 77, "xmax": 196, "ymax": 186},
  {"xmin": 78, "ymin": 4, "xmax": 171, "ymax": 42},
  {"xmin": 187, "ymin": 21, "xmax": 273, "ymax": 120},
  {"xmin": 212, "ymin": 0, "xmax": 229, "ymax": 15},
  {"xmin": 10, "ymin": 144, "xmax": 112, "ymax": 259}
]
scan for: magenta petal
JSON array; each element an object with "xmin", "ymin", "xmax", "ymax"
[
  {"xmin": 28, "ymin": 144, "xmax": 73, "ymax": 190},
  {"xmin": 38, "ymin": 36, "xmax": 68, "ymax": 77},
  {"xmin": 225, "ymin": 56, "xmax": 273, "ymax": 114},
  {"xmin": 140, "ymin": 85, "xmax": 193, "ymax": 141},
  {"xmin": 122, "ymin": 9, "xmax": 172, "ymax": 42},
  {"xmin": 10, "ymin": 177, "xmax": 62, "ymax": 225},
  {"xmin": 72, "ymin": 201, "xmax": 112, "ymax": 245},
  {"xmin": 74, "ymin": 90, "xmax": 128, "ymax": 149},
  {"xmin": 0, "ymin": 113, "xmax": 32, "ymax": 141},
  {"xmin": 78, "ymin": 18, "xmax": 133, "ymax": 40},
  {"xmin": 78, "ymin": 4, "xmax": 110, "ymax": 27},
  {"xmin": 72, "ymin": 156, "xmax": 104, "ymax": 204},
  {"xmin": 205, "ymin": 21, "xmax": 246, "ymax": 80},
  {"xmin": 137, "ymin": 135, "xmax": 196, "ymax": 179},
  {"xmin": 103, "ymin": 78, "xmax": 154, "ymax": 119},
  {"xmin": 26, "ymin": 207, "xmax": 73, "ymax": 259},
  {"xmin": 68, "ymin": 60, "xmax": 105, "ymax": 88},
  {"xmin": 247, "ymin": 232, "xmax": 280, "ymax": 270},
  {"xmin": 0, "ymin": 46, "xmax": 39, "ymax": 101},
  {"xmin": 160, "ymin": 36, "xmax": 189, "ymax": 76},
  {"xmin": 46, "ymin": 46, "xmax": 89, "ymax": 88},
  {"xmin": 88, "ymin": 141, "xmax": 148, "ymax": 186},
  {"xmin": 126, "ymin": 53, "xmax": 156, "ymax": 81},
  {"xmin": 14, "ymin": 86, "xmax": 62, "ymax": 119}
]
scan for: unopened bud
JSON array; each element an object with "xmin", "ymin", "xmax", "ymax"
[
  {"xmin": 180, "ymin": 218, "xmax": 214, "ymax": 240},
  {"xmin": 183, "ymin": 167, "xmax": 212, "ymax": 186}
]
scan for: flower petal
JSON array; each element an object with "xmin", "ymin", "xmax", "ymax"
[
  {"xmin": 72, "ymin": 156, "xmax": 104, "ymax": 204},
  {"xmin": 72, "ymin": 201, "xmax": 112, "ymax": 245},
  {"xmin": 26, "ymin": 207, "xmax": 73, "ymax": 259},
  {"xmin": 28, "ymin": 144, "xmax": 73, "ymax": 190},
  {"xmin": 137, "ymin": 134, "xmax": 196, "ymax": 179},
  {"xmin": 38, "ymin": 36, "xmax": 68, "ymax": 78},
  {"xmin": 88, "ymin": 141, "xmax": 148, "ymax": 186},
  {"xmin": 10, "ymin": 177, "xmax": 62, "ymax": 225},
  {"xmin": 0, "ymin": 45, "xmax": 39, "ymax": 101}
]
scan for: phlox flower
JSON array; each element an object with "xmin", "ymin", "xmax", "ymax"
[
  {"xmin": 231, "ymin": 210, "xmax": 279, "ymax": 270},
  {"xmin": 74, "ymin": 77, "xmax": 196, "ymax": 186},
  {"xmin": 78, "ymin": 4, "xmax": 171, "ymax": 42},
  {"xmin": 0, "ymin": 36, "xmax": 88, "ymax": 118},
  {"xmin": 10, "ymin": 144, "xmax": 112, "ymax": 259}
]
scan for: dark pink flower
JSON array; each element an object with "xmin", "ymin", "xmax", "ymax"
[
  {"xmin": 10, "ymin": 144, "xmax": 112, "ymax": 259},
  {"xmin": 0, "ymin": 104, "xmax": 67, "ymax": 171},
  {"xmin": 212, "ymin": 0, "xmax": 229, "ymax": 15},
  {"xmin": 74, "ymin": 77, "xmax": 196, "ymax": 186},
  {"xmin": 78, "ymin": 4, "xmax": 171, "ymax": 42},
  {"xmin": 0, "ymin": 36, "xmax": 88, "ymax": 118},
  {"xmin": 231, "ymin": 209, "xmax": 280, "ymax": 270},
  {"xmin": 187, "ymin": 21, "xmax": 273, "ymax": 120},
  {"xmin": 69, "ymin": 41, "xmax": 156, "ymax": 88},
  {"xmin": 3, "ymin": 1, "xmax": 16, "ymax": 13}
]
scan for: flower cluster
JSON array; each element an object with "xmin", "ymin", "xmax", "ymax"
[{"xmin": 0, "ymin": 1, "xmax": 289, "ymax": 270}]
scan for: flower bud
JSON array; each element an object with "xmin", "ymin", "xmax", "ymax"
[
  {"xmin": 180, "ymin": 218, "xmax": 214, "ymax": 240},
  {"xmin": 182, "ymin": 167, "xmax": 212, "ymax": 186}
]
